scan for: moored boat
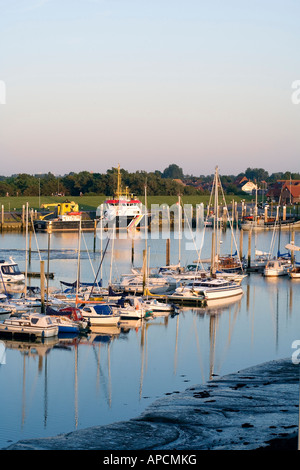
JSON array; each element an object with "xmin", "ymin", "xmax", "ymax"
[
  {"xmin": 98, "ymin": 164, "xmax": 150, "ymax": 230},
  {"xmin": 80, "ymin": 304, "xmax": 120, "ymax": 327},
  {"xmin": 0, "ymin": 313, "xmax": 58, "ymax": 338},
  {"xmin": 51, "ymin": 316, "xmax": 80, "ymax": 334},
  {"xmin": 263, "ymin": 258, "xmax": 291, "ymax": 277},
  {"xmin": 112, "ymin": 297, "xmax": 153, "ymax": 320},
  {"xmin": 0, "ymin": 258, "xmax": 25, "ymax": 284},
  {"xmin": 173, "ymin": 277, "xmax": 243, "ymax": 301},
  {"xmin": 288, "ymin": 266, "xmax": 300, "ymax": 279}
]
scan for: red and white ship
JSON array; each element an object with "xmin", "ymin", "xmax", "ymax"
[{"xmin": 99, "ymin": 165, "xmax": 149, "ymax": 230}]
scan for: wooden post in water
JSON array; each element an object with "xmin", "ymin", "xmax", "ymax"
[
  {"xmin": 93, "ymin": 219, "xmax": 97, "ymax": 252},
  {"xmin": 239, "ymin": 229, "xmax": 243, "ymax": 261},
  {"xmin": 29, "ymin": 231, "xmax": 32, "ymax": 265},
  {"xmin": 283, "ymin": 205, "xmax": 286, "ymax": 221},
  {"xmin": 142, "ymin": 249, "xmax": 147, "ymax": 293},
  {"xmin": 22, "ymin": 205, "xmax": 25, "ymax": 229},
  {"xmin": 131, "ymin": 238, "xmax": 134, "ymax": 266},
  {"xmin": 264, "ymin": 205, "xmax": 268, "ymax": 222},
  {"xmin": 40, "ymin": 261, "xmax": 45, "ymax": 313},
  {"xmin": 166, "ymin": 238, "xmax": 170, "ymax": 266},
  {"xmin": 247, "ymin": 230, "xmax": 252, "ymax": 269},
  {"xmin": 291, "ymin": 229, "xmax": 295, "ymax": 265}
]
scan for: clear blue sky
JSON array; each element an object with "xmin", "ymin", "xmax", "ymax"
[{"xmin": 0, "ymin": 0, "xmax": 299, "ymax": 176}]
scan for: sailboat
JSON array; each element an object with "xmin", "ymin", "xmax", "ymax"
[
  {"xmin": 285, "ymin": 242, "xmax": 300, "ymax": 279},
  {"xmin": 263, "ymin": 206, "xmax": 292, "ymax": 277},
  {"xmin": 170, "ymin": 167, "xmax": 244, "ymax": 303}
]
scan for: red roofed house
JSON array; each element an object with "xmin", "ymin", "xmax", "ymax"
[{"xmin": 281, "ymin": 180, "xmax": 300, "ymax": 204}]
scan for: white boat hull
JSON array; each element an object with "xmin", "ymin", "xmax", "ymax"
[
  {"xmin": 82, "ymin": 314, "xmax": 120, "ymax": 327},
  {"xmin": 0, "ymin": 315, "xmax": 58, "ymax": 338}
]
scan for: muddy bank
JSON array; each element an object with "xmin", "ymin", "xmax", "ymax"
[{"xmin": 5, "ymin": 358, "xmax": 300, "ymax": 450}]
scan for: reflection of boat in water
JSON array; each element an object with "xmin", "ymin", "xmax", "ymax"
[
  {"xmin": 203, "ymin": 292, "xmax": 244, "ymax": 313},
  {"xmin": 119, "ymin": 319, "xmax": 143, "ymax": 333},
  {"xmin": 88, "ymin": 325, "xmax": 121, "ymax": 337}
]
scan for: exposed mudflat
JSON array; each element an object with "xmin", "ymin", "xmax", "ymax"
[{"xmin": 5, "ymin": 358, "xmax": 300, "ymax": 451}]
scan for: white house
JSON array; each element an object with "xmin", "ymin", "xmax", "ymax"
[{"xmin": 241, "ymin": 181, "xmax": 258, "ymax": 194}]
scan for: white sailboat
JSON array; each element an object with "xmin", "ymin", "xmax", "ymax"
[
  {"xmin": 263, "ymin": 207, "xmax": 292, "ymax": 277},
  {"xmin": 285, "ymin": 242, "xmax": 300, "ymax": 279},
  {"xmin": 168, "ymin": 167, "xmax": 244, "ymax": 304}
]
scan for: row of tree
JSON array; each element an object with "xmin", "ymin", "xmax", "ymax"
[{"xmin": 0, "ymin": 165, "xmax": 299, "ymax": 197}]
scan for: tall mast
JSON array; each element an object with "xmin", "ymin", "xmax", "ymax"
[
  {"xmin": 211, "ymin": 166, "xmax": 218, "ymax": 276},
  {"xmin": 116, "ymin": 163, "xmax": 121, "ymax": 199}
]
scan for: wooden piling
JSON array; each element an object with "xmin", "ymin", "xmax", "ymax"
[
  {"xmin": 239, "ymin": 229, "xmax": 243, "ymax": 261},
  {"xmin": 247, "ymin": 230, "xmax": 252, "ymax": 268},
  {"xmin": 131, "ymin": 238, "xmax": 134, "ymax": 265},
  {"xmin": 166, "ymin": 238, "xmax": 170, "ymax": 266},
  {"xmin": 40, "ymin": 261, "xmax": 45, "ymax": 313},
  {"xmin": 93, "ymin": 219, "xmax": 97, "ymax": 252}
]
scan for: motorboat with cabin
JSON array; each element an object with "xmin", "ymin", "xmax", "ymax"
[
  {"xmin": 80, "ymin": 304, "xmax": 120, "ymax": 327},
  {"xmin": 173, "ymin": 277, "xmax": 243, "ymax": 301},
  {"xmin": 263, "ymin": 258, "xmax": 291, "ymax": 277},
  {"xmin": 0, "ymin": 258, "xmax": 25, "ymax": 284},
  {"xmin": 0, "ymin": 313, "xmax": 59, "ymax": 338}
]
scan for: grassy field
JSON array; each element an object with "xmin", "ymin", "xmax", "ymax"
[{"xmin": 0, "ymin": 194, "xmax": 254, "ymax": 212}]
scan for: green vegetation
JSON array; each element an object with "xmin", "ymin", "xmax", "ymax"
[
  {"xmin": 0, "ymin": 165, "xmax": 297, "ymax": 209},
  {"xmin": 0, "ymin": 194, "xmax": 254, "ymax": 212}
]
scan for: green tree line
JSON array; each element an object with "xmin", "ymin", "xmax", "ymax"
[{"xmin": 0, "ymin": 165, "xmax": 298, "ymax": 198}]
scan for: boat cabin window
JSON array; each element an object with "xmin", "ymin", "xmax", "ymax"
[
  {"xmin": 83, "ymin": 307, "xmax": 91, "ymax": 312},
  {"xmin": 31, "ymin": 318, "xmax": 39, "ymax": 325},
  {"xmin": 1, "ymin": 264, "xmax": 21, "ymax": 275}
]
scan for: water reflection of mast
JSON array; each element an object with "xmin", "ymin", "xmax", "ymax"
[
  {"xmin": 44, "ymin": 353, "xmax": 48, "ymax": 428},
  {"xmin": 22, "ymin": 353, "xmax": 26, "ymax": 429},
  {"xmin": 92, "ymin": 338, "xmax": 111, "ymax": 407},
  {"xmin": 209, "ymin": 314, "xmax": 218, "ymax": 380},
  {"xmin": 74, "ymin": 342, "xmax": 78, "ymax": 428},
  {"xmin": 174, "ymin": 314, "xmax": 179, "ymax": 375},
  {"xmin": 139, "ymin": 321, "xmax": 146, "ymax": 400}
]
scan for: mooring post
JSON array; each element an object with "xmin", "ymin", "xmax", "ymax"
[{"xmin": 40, "ymin": 261, "xmax": 45, "ymax": 314}]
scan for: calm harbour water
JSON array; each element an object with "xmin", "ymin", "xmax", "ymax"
[{"xmin": 0, "ymin": 226, "xmax": 299, "ymax": 449}]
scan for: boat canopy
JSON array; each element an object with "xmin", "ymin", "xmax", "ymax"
[
  {"xmin": 60, "ymin": 280, "xmax": 102, "ymax": 290},
  {"xmin": 285, "ymin": 243, "xmax": 300, "ymax": 252},
  {"xmin": 91, "ymin": 305, "xmax": 114, "ymax": 315}
]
